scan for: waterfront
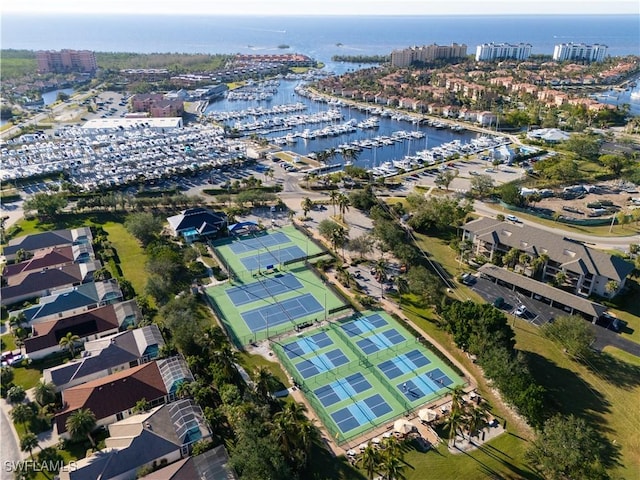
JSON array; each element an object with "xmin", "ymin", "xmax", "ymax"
[{"xmin": 205, "ymin": 79, "xmax": 485, "ymax": 171}]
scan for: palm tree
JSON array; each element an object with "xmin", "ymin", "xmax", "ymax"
[
  {"xmin": 503, "ymin": 248, "xmax": 519, "ymax": 269},
  {"xmin": 449, "ymin": 385, "xmax": 466, "ymax": 415},
  {"xmin": 605, "ymin": 280, "xmax": 619, "ymax": 297},
  {"xmin": 65, "ymin": 408, "xmax": 97, "ymax": 447},
  {"xmin": 37, "ymin": 447, "xmax": 64, "ymax": 480},
  {"xmin": 20, "ymin": 432, "xmax": 39, "ymax": 459},
  {"xmin": 394, "ymin": 276, "xmax": 409, "ymax": 306},
  {"xmin": 253, "ymin": 366, "xmax": 277, "ymax": 402},
  {"xmin": 374, "ymin": 259, "xmax": 388, "ymax": 298},
  {"xmin": 445, "ymin": 408, "xmax": 464, "ymax": 448},
  {"xmin": 465, "ymin": 405, "xmax": 489, "ymax": 440},
  {"xmin": 9, "ymin": 312, "xmax": 27, "ymax": 332},
  {"xmin": 329, "ymin": 225, "xmax": 348, "ymax": 259},
  {"xmin": 342, "ymin": 147, "xmax": 359, "ymax": 167},
  {"xmin": 378, "ymin": 453, "xmax": 406, "ymax": 480},
  {"xmin": 175, "ymin": 380, "xmax": 193, "ymax": 399},
  {"xmin": 554, "ymin": 270, "xmax": 567, "ymax": 287},
  {"xmin": 287, "ymin": 208, "xmax": 296, "ymax": 224},
  {"xmin": 273, "ymin": 401, "xmax": 310, "ymax": 463},
  {"xmin": 212, "ymin": 344, "xmax": 238, "ymax": 383},
  {"xmin": 301, "ymin": 197, "xmax": 313, "ymax": 218},
  {"xmin": 358, "ymin": 443, "xmax": 380, "ymax": 480},
  {"xmin": 11, "ymin": 404, "xmax": 34, "ymax": 433},
  {"xmin": 34, "ymin": 381, "xmax": 56, "ymax": 408},
  {"xmin": 58, "ymin": 332, "xmax": 80, "ymax": 358},
  {"xmin": 329, "ymin": 190, "xmax": 340, "ymax": 217},
  {"xmin": 337, "ymin": 193, "xmax": 351, "ymax": 222}
]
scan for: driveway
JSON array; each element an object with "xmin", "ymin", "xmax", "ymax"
[{"xmin": 470, "ymin": 277, "xmax": 640, "ymax": 357}]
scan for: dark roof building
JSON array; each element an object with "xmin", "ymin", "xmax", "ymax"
[
  {"xmin": 55, "ymin": 356, "xmax": 193, "ymax": 436},
  {"xmin": 2, "ymin": 227, "xmax": 92, "ymax": 262},
  {"xmin": 19, "ymin": 279, "xmax": 123, "ymax": 324},
  {"xmin": 140, "ymin": 445, "xmax": 236, "ymax": 480},
  {"xmin": 3, "ymin": 244, "xmax": 94, "ymax": 277},
  {"xmin": 1, "ymin": 260, "xmax": 101, "ymax": 307},
  {"xmin": 462, "ymin": 217, "xmax": 634, "ymax": 299},
  {"xmin": 167, "ymin": 207, "xmax": 227, "ymax": 243},
  {"xmin": 44, "ymin": 324, "xmax": 164, "ymax": 392},
  {"xmin": 24, "ymin": 300, "xmax": 139, "ymax": 360}
]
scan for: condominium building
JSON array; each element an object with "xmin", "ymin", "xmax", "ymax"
[
  {"xmin": 553, "ymin": 43, "xmax": 608, "ymax": 62},
  {"xmin": 36, "ymin": 49, "xmax": 97, "ymax": 74},
  {"xmin": 391, "ymin": 44, "xmax": 468, "ymax": 67},
  {"xmin": 475, "ymin": 43, "xmax": 532, "ymax": 62}
]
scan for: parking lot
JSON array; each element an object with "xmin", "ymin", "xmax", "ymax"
[{"xmin": 469, "ymin": 276, "xmax": 640, "ymax": 356}]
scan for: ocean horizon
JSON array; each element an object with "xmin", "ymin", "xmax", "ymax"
[{"xmin": 2, "ymin": 14, "xmax": 639, "ymax": 66}]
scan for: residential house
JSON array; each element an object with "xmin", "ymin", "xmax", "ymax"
[
  {"xmin": 24, "ymin": 300, "xmax": 139, "ymax": 360},
  {"xmin": 44, "ymin": 324, "xmax": 164, "ymax": 392},
  {"xmin": 3, "ymin": 244, "xmax": 94, "ymax": 278},
  {"xmin": 18, "ymin": 279, "xmax": 123, "ymax": 325},
  {"xmin": 2, "ymin": 227, "xmax": 92, "ymax": 262},
  {"xmin": 140, "ymin": 445, "xmax": 237, "ymax": 480},
  {"xmin": 59, "ymin": 399, "xmax": 211, "ymax": 480},
  {"xmin": 1, "ymin": 260, "xmax": 101, "ymax": 307},
  {"xmin": 462, "ymin": 217, "xmax": 634, "ymax": 298},
  {"xmin": 55, "ymin": 356, "xmax": 194, "ymax": 437},
  {"xmin": 167, "ymin": 207, "xmax": 228, "ymax": 243}
]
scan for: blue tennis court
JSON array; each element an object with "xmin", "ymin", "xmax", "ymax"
[
  {"xmin": 355, "ymin": 329, "xmax": 406, "ymax": 354},
  {"xmin": 378, "ymin": 350, "xmax": 432, "ymax": 379},
  {"xmin": 241, "ymin": 293, "xmax": 324, "ymax": 333},
  {"xmin": 226, "ymin": 273, "xmax": 302, "ymax": 306},
  {"xmin": 283, "ymin": 332, "xmax": 334, "ymax": 359},
  {"xmin": 398, "ymin": 368, "xmax": 454, "ymax": 401},
  {"xmin": 240, "ymin": 245, "xmax": 306, "ymax": 271},
  {"xmin": 229, "ymin": 232, "xmax": 291, "ymax": 254},
  {"xmin": 341, "ymin": 313, "xmax": 388, "ymax": 337},
  {"xmin": 314, "ymin": 373, "xmax": 372, "ymax": 407},
  {"xmin": 331, "ymin": 394, "xmax": 393, "ymax": 434},
  {"xmin": 295, "ymin": 348, "xmax": 350, "ymax": 379}
]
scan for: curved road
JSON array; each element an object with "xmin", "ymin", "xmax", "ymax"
[{"xmin": 473, "ymin": 200, "xmax": 639, "ymax": 252}]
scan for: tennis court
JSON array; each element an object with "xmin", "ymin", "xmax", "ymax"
[
  {"xmin": 240, "ymin": 245, "xmax": 306, "ymax": 271},
  {"xmin": 241, "ymin": 293, "xmax": 324, "ymax": 333},
  {"xmin": 212, "ymin": 225, "xmax": 325, "ymax": 278},
  {"xmin": 228, "ymin": 232, "xmax": 290, "ymax": 254},
  {"xmin": 272, "ymin": 311, "xmax": 466, "ymax": 444},
  {"xmin": 226, "ymin": 273, "xmax": 302, "ymax": 307}
]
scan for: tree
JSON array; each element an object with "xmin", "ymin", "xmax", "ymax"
[
  {"xmin": 23, "ymin": 193, "xmax": 67, "ymax": 220},
  {"xmin": 604, "ymin": 280, "xmax": 619, "ymax": 297},
  {"xmin": 503, "ymin": 247, "xmax": 520, "ymax": 269},
  {"xmin": 359, "ymin": 443, "xmax": 380, "ymax": 480},
  {"xmin": 11, "ymin": 403, "xmax": 34, "ymax": 431},
  {"xmin": 445, "ymin": 408, "xmax": 464, "ymax": 448},
  {"xmin": 465, "ymin": 405, "xmax": 489, "ymax": 439},
  {"xmin": 252, "ymin": 366, "xmax": 278, "ymax": 403},
  {"xmin": 7, "ymin": 385, "xmax": 26, "ymax": 404},
  {"xmin": 378, "ymin": 453, "xmax": 407, "ymax": 480},
  {"xmin": 394, "ymin": 275, "xmax": 409, "ymax": 306},
  {"xmin": 500, "ymin": 183, "xmax": 524, "ymax": 207},
  {"xmin": 542, "ymin": 315, "xmax": 595, "ymax": 361},
  {"xmin": 58, "ymin": 332, "xmax": 80, "ymax": 358},
  {"xmin": 526, "ymin": 414, "xmax": 611, "ymax": 480},
  {"xmin": 132, "ymin": 398, "xmax": 151, "ymax": 413},
  {"xmin": 124, "ymin": 212, "xmax": 163, "ymax": 246},
  {"xmin": 65, "ymin": 408, "xmax": 97, "ymax": 447},
  {"xmin": 374, "ymin": 258, "xmax": 388, "ymax": 298},
  {"xmin": 554, "ymin": 271, "xmax": 567, "ymax": 287},
  {"xmin": 9, "ymin": 312, "xmax": 27, "ymax": 332},
  {"xmin": 301, "ymin": 197, "xmax": 313, "ymax": 218},
  {"xmin": 20, "ymin": 432, "xmax": 39, "ymax": 459},
  {"xmin": 337, "ymin": 192, "xmax": 351, "ymax": 221},
  {"xmin": 329, "ymin": 190, "xmax": 339, "ymax": 216},
  {"xmin": 347, "ymin": 233, "xmax": 374, "ymax": 260},
  {"xmin": 434, "ymin": 169, "xmax": 458, "ymax": 191},
  {"xmin": 469, "ymin": 174, "xmax": 494, "ymax": 198},
  {"xmin": 564, "ymin": 133, "xmax": 601, "ymax": 161},
  {"xmin": 34, "ymin": 381, "xmax": 56, "ymax": 408},
  {"xmin": 1, "ymin": 366, "xmax": 14, "ymax": 387}
]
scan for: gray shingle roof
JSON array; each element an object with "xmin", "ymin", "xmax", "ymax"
[{"xmin": 464, "ymin": 217, "xmax": 634, "ymax": 282}]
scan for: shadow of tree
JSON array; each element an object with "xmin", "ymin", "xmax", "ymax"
[
  {"xmin": 582, "ymin": 350, "xmax": 640, "ymax": 390},
  {"xmin": 524, "ymin": 351, "xmax": 612, "ymax": 430}
]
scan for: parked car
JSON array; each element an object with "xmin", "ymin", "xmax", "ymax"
[
  {"xmin": 506, "ymin": 214, "xmax": 520, "ymax": 223},
  {"xmin": 493, "ymin": 297, "xmax": 505, "ymax": 309},
  {"xmin": 514, "ymin": 305, "xmax": 527, "ymax": 317}
]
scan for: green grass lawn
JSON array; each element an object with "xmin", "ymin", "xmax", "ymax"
[
  {"xmin": 1, "ymin": 333, "xmax": 17, "ymax": 351},
  {"xmin": 237, "ymin": 351, "xmax": 291, "ymax": 390},
  {"xmin": 102, "ymin": 221, "xmax": 148, "ymax": 295},
  {"xmin": 512, "ymin": 318, "xmax": 640, "ymax": 478}
]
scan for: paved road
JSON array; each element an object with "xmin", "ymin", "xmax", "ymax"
[
  {"xmin": 0, "ymin": 408, "xmax": 21, "ymax": 480},
  {"xmin": 473, "ymin": 201, "xmax": 639, "ymax": 252},
  {"xmin": 470, "ymin": 277, "xmax": 640, "ymax": 357}
]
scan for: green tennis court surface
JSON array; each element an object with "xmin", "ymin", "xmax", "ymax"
[{"xmin": 273, "ymin": 311, "xmax": 465, "ymax": 445}]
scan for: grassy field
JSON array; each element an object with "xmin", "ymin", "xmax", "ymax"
[{"xmin": 237, "ymin": 350, "xmax": 291, "ymax": 390}]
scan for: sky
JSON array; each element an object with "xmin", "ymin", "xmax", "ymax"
[{"xmin": 2, "ymin": 0, "xmax": 639, "ymax": 15}]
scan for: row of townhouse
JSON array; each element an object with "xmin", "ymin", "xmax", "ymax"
[{"xmin": 3, "ymin": 227, "xmax": 226, "ymax": 479}]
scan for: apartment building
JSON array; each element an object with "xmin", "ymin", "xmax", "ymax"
[
  {"xmin": 553, "ymin": 43, "xmax": 608, "ymax": 62},
  {"xmin": 475, "ymin": 43, "xmax": 532, "ymax": 62},
  {"xmin": 36, "ymin": 50, "xmax": 97, "ymax": 74},
  {"xmin": 391, "ymin": 44, "xmax": 468, "ymax": 67}
]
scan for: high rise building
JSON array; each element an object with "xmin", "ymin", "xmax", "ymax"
[
  {"xmin": 391, "ymin": 44, "xmax": 468, "ymax": 67},
  {"xmin": 553, "ymin": 43, "xmax": 608, "ymax": 62},
  {"xmin": 36, "ymin": 49, "xmax": 97, "ymax": 74},
  {"xmin": 475, "ymin": 43, "xmax": 532, "ymax": 62}
]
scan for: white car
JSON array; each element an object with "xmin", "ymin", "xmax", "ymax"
[
  {"xmin": 514, "ymin": 305, "xmax": 527, "ymax": 317},
  {"xmin": 506, "ymin": 215, "xmax": 520, "ymax": 223}
]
